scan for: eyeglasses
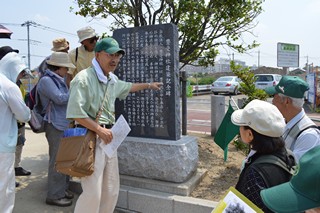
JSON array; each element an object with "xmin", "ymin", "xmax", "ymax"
[
  {"xmin": 103, "ymin": 52, "xmax": 123, "ymax": 60},
  {"xmin": 89, "ymin": 36, "xmax": 99, "ymax": 44}
]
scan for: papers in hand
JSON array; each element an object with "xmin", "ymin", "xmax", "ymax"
[
  {"xmin": 99, "ymin": 115, "xmax": 131, "ymax": 158},
  {"xmin": 212, "ymin": 187, "xmax": 263, "ymax": 213}
]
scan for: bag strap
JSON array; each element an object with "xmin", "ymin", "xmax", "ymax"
[
  {"xmin": 295, "ymin": 125, "xmax": 319, "ymax": 139},
  {"xmin": 251, "ymin": 152, "xmax": 297, "ymax": 175},
  {"xmin": 75, "ymin": 47, "xmax": 78, "ymax": 62},
  {"xmin": 290, "ymin": 124, "xmax": 319, "ymax": 150},
  {"xmin": 94, "ymin": 87, "xmax": 109, "ymax": 123}
]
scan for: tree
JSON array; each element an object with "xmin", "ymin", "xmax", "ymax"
[
  {"xmin": 72, "ymin": 0, "xmax": 263, "ymax": 69},
  {"xmin": 231, "ymin": 60, "xmax": 268, "ymax": 106}
]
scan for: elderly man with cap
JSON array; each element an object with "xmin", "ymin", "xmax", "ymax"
[
  {"xmin": 35, "ymin": 38, "xmax": 70, "ymax": 77},
  {"xmin": 261, "ymin": 145, "xmax": 320, "ymax": 213},
  {"xmin": 36, "ymin": 52, "xmax": 76, "ymax": 207},
  {"xmin": 265, "ymin": 75, "xmax": 320, "ymax": 161},
  {"xmin": 66, "ymin": 26, "xmax": 98, "ymax": 87},
  {"xmin": 66, "ymin": 37, "xmax": 163, "ymax": 213},
  {"xmin": 0, "ymin": 51, "xmax": 32, "ymax": 212}
]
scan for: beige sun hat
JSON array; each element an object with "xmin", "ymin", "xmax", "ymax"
[
  {"xmin": 77, "ymin": 26, "xmax": 97, "ymax": 43},
  {"xmin": 46, "ymin": 52, "xmax": 75, "ymax": 69},
  {"xmin": 51, "ymin": 38, "xmax": 69, "ymax": 51}
]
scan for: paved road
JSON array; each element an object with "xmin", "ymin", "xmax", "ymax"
[
  {"xmin": 185, "ymin": 94, "xmax": 244, "ymax": 134},
  {"xmin": 185, "ymin": 94, "xmax": 320, "ymax": 134}
]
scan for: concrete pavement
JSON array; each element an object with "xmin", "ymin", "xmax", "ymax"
[
  {"xmin": 13, "ymin": 100, "xmax": 320, "ymax": 212},
  {"xmin": 13, "ymin": 127, "xmax": 216, "ymax": 213},
  {"xmin": 14, "ymin": 129, "xmax": 78, "ymax": 213}
]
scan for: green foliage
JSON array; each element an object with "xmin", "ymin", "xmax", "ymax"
[
  {"xmin": 186, "ymin": 85, "xmax": 193, "ymax": 97},
  {"xmin": 72, "ymin": 0, "xmax": 264, "ymax": 69},
  {"xmin": 188, "ymin": 78, "xmax": 197, "ymax": 85},
  {"xmin": 230, "ymin": 61, "xmax": 268, "ymax": 106},
  {"xmin": 233, "ymin": 135, "xmax": 250, "ymax": 155},
  {"xmin": 188, "ymin": 76, "xmax": 215, "ymax": 85},
  {"xmin": 230, "ymin": 61, "xmax": 269, "ymax": 154},
  {"xmin": 198, "ymin": 76, "xmax": 215, "ymax": 85}
]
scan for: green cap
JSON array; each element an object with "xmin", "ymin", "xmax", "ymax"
[
  {"xmin": 94, "ymin": 37, "xmax": 125, "ymax": 55},
  {"xmin": 264, "ymin": 75, "xmax": 309, "ymax": 98},
  {"xmin": 260, "ymin": 146, "xmax": 320, "ymax": 213}
]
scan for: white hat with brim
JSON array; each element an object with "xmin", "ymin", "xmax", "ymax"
[
  {"xmin": 231, "ymin": 99, "xmax": 285, "ymax": 137},
  {"xmin": 46, "ymin": 52, "xmax": 75, "ymax": 69},
  {"xmin": 77, "ymin": 26, "xmax": 97, "ymax": 43},
  {"xmin": 22, "ymin": 68, "xmax": 34, "ymax": 79}
]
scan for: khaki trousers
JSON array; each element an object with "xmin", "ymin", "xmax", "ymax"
[{"xmin": 74, "ymin": 138, "xmax": 120, "ymax": 213}]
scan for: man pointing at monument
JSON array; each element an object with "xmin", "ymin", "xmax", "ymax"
[{"xmin": 66, "ymin": 37, "xmax": 162, "ymax": 213}]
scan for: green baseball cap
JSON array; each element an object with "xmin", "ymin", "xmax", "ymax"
[
  {"xmin": 265, "ymin": 75, "xmax": 309, "ymax": 98},
  {"xmin": 260, "ymin": 146, "xmax": 320, "ymax": 213},
  {"xmin": 94, "ymin": 37, "xmax": 125, "ymax": 55}
]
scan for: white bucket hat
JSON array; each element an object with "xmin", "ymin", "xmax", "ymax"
[
  {"xmin": 231, "ymin": 99, "xmax": 285, "ymax": 137},
  {"xmin": 46, "ymin": 52, "xmax": 75, "ymax": 69},
  {"xmin": 77, "ymin": 26, "xmax": 97, "ymax": 43}
]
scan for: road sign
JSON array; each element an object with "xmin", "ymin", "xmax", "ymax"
[{"xmin": 277, "ymin": 42, "xmax": 299, "ymax": 67}]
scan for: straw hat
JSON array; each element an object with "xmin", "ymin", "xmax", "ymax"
[
  {"xmin": 77, "ymin": 26, "xmax": 97, "ymax": 43},
  {"xmin": 46, "ymin": 52, "xmax": 75, "ymax": 69},
  {"xmin": 51, "ymin": 38, "xmax": 69, "ymax": 51}
]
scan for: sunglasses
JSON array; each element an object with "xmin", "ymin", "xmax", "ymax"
[{"xmin": 89, "ymin": 36, "xmax": 99, "ymax": 44}]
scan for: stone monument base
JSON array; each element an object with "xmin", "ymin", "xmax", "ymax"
[
  {"xmin": 120, "ymin": 168, "xmax": 207, "ymax": 196},
  {"xmin": 118, "ymin": 135, "xmax": 199, "ymax": 183},
  {"xmin": 69, "ymin": 168, "xmax": 207, "ymax": 196}
]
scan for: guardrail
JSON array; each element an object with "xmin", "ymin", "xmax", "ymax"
[{"xmin": 192, "ymin": 85, "xmax": 212, "ymax": 95}]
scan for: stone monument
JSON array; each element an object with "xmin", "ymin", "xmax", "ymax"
[{"xmin": 113, "ymin": 24, "xmax": 198, "ymax": 183}]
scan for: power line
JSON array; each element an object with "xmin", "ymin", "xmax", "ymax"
[
  {"xmin": 28, "ymin": 22, "xmax": 77, "ymax": 37},
  {"xmin": 1, "ymin": 21, "xmax": 78, "ymax": 68},
  {"xmin": 0, "ymin": 22, "xmax": 77, "ymax": 37}
]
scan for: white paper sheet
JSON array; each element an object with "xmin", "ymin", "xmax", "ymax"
[{"xmin": 99, "ymin": 115, "xmax": 131, "ymax": 157}]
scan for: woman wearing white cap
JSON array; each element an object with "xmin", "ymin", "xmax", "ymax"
[
  {"xmin": 231, "ymin": 99, "xmax": 296, "ymax": 212},
  {"xmin": 36, "ymin": 52, "xmax": 76, "ymax": 207}
]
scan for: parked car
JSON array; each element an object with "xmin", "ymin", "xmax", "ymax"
[
  {"xmin": 211, "ymin": 76, "xmax": 241, "ymax": 95},
  {"xmin": 254, "ymin": 74, "xmax": 282, "ymax": 90}
]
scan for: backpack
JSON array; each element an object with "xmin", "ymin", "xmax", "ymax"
[
  {"xmin": 251, "ymin": 149, "xmax": 297, "ymax": 187},
  {"xmin": 252, "ymin": 150, "xmax": 297, "ymax": 175},
  {"xmin": 25, "ymin": 74, "xmax": 59, "ymax": 110},
  {"xmin": 27, "ymin": 74, "xmax": 59, "ymax": 133}
]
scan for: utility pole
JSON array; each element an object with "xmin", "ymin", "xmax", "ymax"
[
  {"xmin": 21, "ymin": 21, "xmax": 35, "ymax": 68},
  {"xmin": 306, "ymin": 55, "xmax": 309, "ymax": 73},
  {"xmin": 258, "ymin": 50, "xmax": 260, "ymax": 67}
]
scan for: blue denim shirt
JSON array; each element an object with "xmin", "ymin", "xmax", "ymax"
[{"xmin": 37, "ymin": 70, "xmax": 70, "ymax": 131}]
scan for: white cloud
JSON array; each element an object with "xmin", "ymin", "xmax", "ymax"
[{"xmin": 34, "ymin": 14, "xmax": 50, "ymax": 23}]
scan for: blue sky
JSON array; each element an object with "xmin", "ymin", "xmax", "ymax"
[{"xmin": 1, "ymin": 0, "xmax": 319, "ymax": 70}]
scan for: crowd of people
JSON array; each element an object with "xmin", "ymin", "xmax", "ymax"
[
  {"xmin": 0, "ymin": 25, "xmax": 319, "ymax": 213},
  {"xmin": 0, "ymin": 26, "xmax": 162, "ymax": 213}
]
